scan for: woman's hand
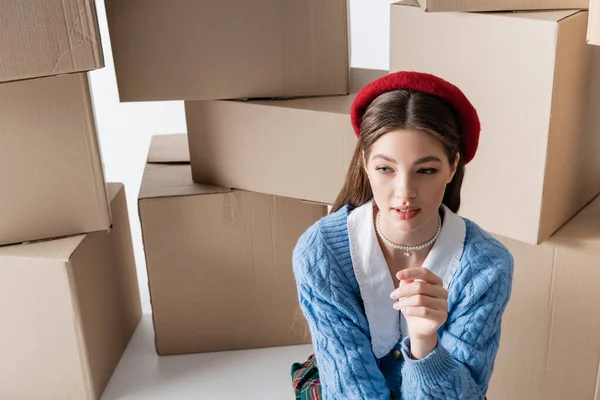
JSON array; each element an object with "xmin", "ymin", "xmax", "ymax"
[{"xmin": 390, "ymin": 267, "xmax": 449, "ymax": 359}]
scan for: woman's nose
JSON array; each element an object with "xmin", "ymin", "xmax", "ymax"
[{"xmin": 393, "ymin": 175, "xmax": 417, "ymax": 200}]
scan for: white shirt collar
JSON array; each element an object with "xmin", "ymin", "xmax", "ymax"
[{"xmin": 346, "ymin": 200, "xmax": 466, "ymax": 358}]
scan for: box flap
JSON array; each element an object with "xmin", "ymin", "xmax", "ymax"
[
  {"xmin": 552, "ymin": 194, "xmax": 600, "ymax": 241},
  {"xmin": 139, "ymin": 163, "xmax": 231, "ymax": 200},
  {"xmin": 106, "ymin": 183, "xmax": 123, "ymax": 203},
  {"xmin": 397, "ymin": 0, "xmax": 419, "ymax": 6},
  {"xmin": 0, "ymin": 234, "xmax": 85, "ymax": 261},
  {"xmin": 395, "ymin": 1, "xmax": 580, "ymax": 22},
  {"xmin": 499, "ymin": 10, "xmax": 581, "ymax": 22},
  {"xmin": 140, "ymin": 135, "xmax": 231, "ymax": 199},
  {"xmin": 147, "ymin": 133, "xmax": 190, "ymax": 163},
  {"xmin": 417, "ymin": 0, "xmax": 587, "ymax": 12}
]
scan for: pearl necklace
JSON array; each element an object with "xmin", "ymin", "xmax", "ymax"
[{"xmin": 375, "ymin": 211, "xmax": 442, "ymax": 257}]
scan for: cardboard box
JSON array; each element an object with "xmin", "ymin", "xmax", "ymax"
[
  {"xmin": 104, "ymin": 0, "xmax": 350, "ymax": 102},
  {"xmin": 0, "ymin": 183, "xmax": 142, "ymax": 400},
  {"xmin": 138, "ymin": 134, "xmax": 327, "ymax": 355},
  {"xmin": 487, "ymin": 194, "xmax": 600, "ymax": 400},
  {"xmin": 0, "ymin": 0, "xmax": 103, "ymax": 83},
  {"xmin": 417, "ymin": 0, "xmax": 587, "ymax": 12},
  {"xmin": 391, "ymin": 2, "xmax": 600, "ymax": 244},
  {"xmin": 588, "ymin": 0, "xmax": 600, "ymax": 45},
  {"xmin": 0, "ymin": 72, "xmax": 111, "ymax": 246},
  {"xmin": 185, "ymin": 69, "xmax": 388, "ymax": 205}
]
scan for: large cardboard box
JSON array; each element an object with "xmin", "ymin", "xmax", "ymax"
[
  {"xmin": 139, "ymin": 134, "xmax": 327, "ymax": 355},
  {"xmin": 390, "ymin": 2, "xmax": 600, "ymax": 244},
  {"xmin": 185, "ymin": 69, "xmax": 387, "ymax": 205},
  {"xmin": 104, "ymin": 0, "xmax": 350, "ymax": 102},
  {"xmin": 0, "ymin": 183, "xmax": 142, "ymax": 400},
  {"xmin": 0, "ymin": 72, "xmax": 111, "ymax": 246},
  {"xmin": 589, "ymin": 0, "xmax": 600, "ymax": 45},
  {"xmin": 0, "ymin": 0, "xmax": 103, "ymax": 83},
  {"xmin": 487, "ymin": 194, "xmax": 600, "ymax": 400},
  {"xmin": 417, "ymin": 0, "xmax": 587, "ymax": 12}
]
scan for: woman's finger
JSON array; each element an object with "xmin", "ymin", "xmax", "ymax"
[
  {"xmin": 391, "ymin": 280, "xmax": 448, "ymax": 300},
  {"xmin": 396, "ymin": 267, "xmax": 443, "ymax": 286},
  {"xmin": 393, "ymin": 294, "xmax": 448, "ymax": 311},
  {"xmin": 400, "ymin": 306, "xmax": 447, "ymax": 321}
]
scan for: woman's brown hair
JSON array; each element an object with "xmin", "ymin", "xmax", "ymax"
[{"xmin": 331, "ymin": 89, "xmax": 464, "ymax": 214}]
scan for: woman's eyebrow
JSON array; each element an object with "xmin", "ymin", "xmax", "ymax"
[
  {"xmin": 372, "ymin": 154, "xmax": 397, "ymax": 164},
  {"xmin": 414, "ymin": 155, "xmax": 442, "ymax": 165}
]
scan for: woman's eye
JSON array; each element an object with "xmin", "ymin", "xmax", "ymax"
[
  {"xmin": 418, "ymin": 168, "xmax": 438, "ymax": 175},
  {"xmin": 376, "ymin": 166, "xmax": 393, "ymax": 174}
]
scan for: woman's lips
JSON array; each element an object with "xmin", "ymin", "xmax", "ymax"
[{"xmin": 393, "ymin": 207, "xmax": 421, "ymax": 221}]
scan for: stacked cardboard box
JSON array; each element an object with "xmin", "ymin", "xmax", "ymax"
[
  {"xmin": 104, "ymin": 1, "xmax": 346, "ymax": 355},
  {"xmin": 105, "ymin": 0, "xmax": 351, "ymax": 102},
  {"xmin": 388, "ymin": 1, "xmax": 600, "ymax": 399},
  {"xmin": 486, "ymin": 198, "xmax": 600, "ymax": 399},
  {"xmin": 391, "ymin": 0, "xmax": 600, "ymax": 245},
  {"xmin": 139, "ymin": 134, "xmax": 326, "ymax": 355},
  {"xmin": 0, "ymin": 1, "xmax": 142, "ymax": 398},
  {"xmin": 105, "ymin": 0, "xmax": 600, "ymax": 399},
  {"xmin": 185, "ymin": 68, "xmax": 383, "ymax": 205}
]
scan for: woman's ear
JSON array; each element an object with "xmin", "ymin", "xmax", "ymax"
[{"xmin": 448, "ymin": 152, "xmax": 460, "ymax": 183}]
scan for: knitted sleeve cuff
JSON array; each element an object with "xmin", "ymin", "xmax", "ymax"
[{"xmin": 400, "ymin": 335, "xmax": 456, "ymax": 388}]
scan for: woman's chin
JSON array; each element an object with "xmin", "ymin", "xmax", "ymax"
[{"xmin": 388, "ymin": 209, "xmax": 434, "ymax": 233}]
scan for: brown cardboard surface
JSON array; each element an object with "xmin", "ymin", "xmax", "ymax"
[
  {"xmin": 104, "ymin": 0, "xmax": 349, "ymax": 102},
  {"xmin": 390, "ymin": 4, "xmax": 600, "ymax": 244},
  {"xmin": 0, "ymin": 0, "xmax": 103, "ymax": 83},
  {"xmin": 147, "ymin": 133, "xmax": 190, "ymax": 163},
  {"xmin": 589, "ymin": 0, "xmax": 600, "ymax": 45},
  {"xmin": 0, "ymin": 183, "xmax": 141, "ymax": 400},
  {"xmin": 0, "ymin": 72, "xmax": 111, "ymax": 246},
  {"xmin": 488, "ymin": 194, "xmax": 600, "ymax": 399},
  {"xmin": 139, "ymin": 135, "xmax": 327, "ymax": 355},
  {"xmin": 185, "ymin": 68, "xmax": 385, "ymax": 204},
  {"xmin": 416, "ymin": 0, "xmax": 587, "ymax": 12}
]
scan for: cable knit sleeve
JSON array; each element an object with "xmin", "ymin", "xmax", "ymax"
[
  {"xmin": 293, "ymin": 224, "xmax": 391, "ymax": 400},
  {"xmin": 400, "ymin": 226, "xmax": 514, "ymax": 400}
]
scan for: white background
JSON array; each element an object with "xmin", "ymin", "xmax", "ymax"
[{"xmin": 90, "ymin": 0, "xmax": 397, "ymax": 314}]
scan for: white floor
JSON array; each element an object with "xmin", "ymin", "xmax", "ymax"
[{"xmin": 101, "ymin": 315, "xmax": 314, "ymax": 400}]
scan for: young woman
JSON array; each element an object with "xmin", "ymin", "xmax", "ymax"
[{"xmin": 290, "ymin": 71, "xmax": 514, "ymax": 400}]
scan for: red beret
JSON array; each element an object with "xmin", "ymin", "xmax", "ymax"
[{"xmin": 350, "ymin": 71, "xmax": 480, "ymax": 164}]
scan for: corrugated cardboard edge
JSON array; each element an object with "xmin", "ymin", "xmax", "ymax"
[
  {"xmin": 136, "ymin": 201, "xmax": 163, "ymax": 355},
  {"xmin": 79, "ymin": 73, "xmax": 112, "ymax": 230},
  {"xmin": 417, "ymin": 0, "xmax": 588, "ymax": 12},
  {"xmin": 84, "ymin": 0, "xmax": 105, "ymax": 69},
  {"xmin": 65, "ymin": 260, "xmax": 96, "ymax": 400},
  {"xmin": 594, "ymin": 364, "xmax": 600, "ymax": 399},
  {"xmin": 343, "ymin": 0, "xmax": 351, "ymax": 94},
  {"xmin": 55, "ymin": 0, "xmax": 104, "ymax": 73},
  {"xmin": 588, "ymin": 0, "xmax": 600, "ymax": 45}
]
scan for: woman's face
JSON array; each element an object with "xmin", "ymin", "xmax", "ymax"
[{"xmin": 364, "ymin": 129, "xmax": 458, "ymax": 233}]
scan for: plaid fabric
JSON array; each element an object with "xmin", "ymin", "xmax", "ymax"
[
  {"xmin": 291, "ymin": 354, "xmax": 321, "ymax": 400},
  {"xmin": 291, "ymin": 354, "xmax": 488, "ymax": 400}
]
